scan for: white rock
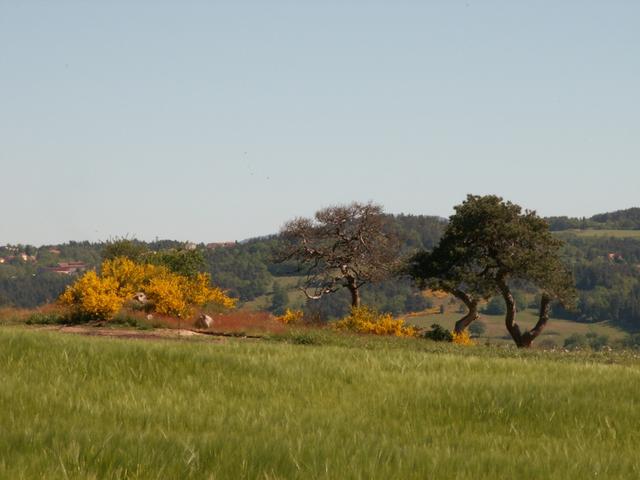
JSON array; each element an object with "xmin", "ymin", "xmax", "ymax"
[{"xmin": 195, "ymin": 314, "xmax": 213, "ymax": 329}]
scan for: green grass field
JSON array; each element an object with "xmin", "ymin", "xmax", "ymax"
[{"xmin": 1, "ymin": 327, "xmax": 640, "ymax": 479}]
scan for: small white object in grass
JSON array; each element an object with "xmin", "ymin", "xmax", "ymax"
[{"xmin": 195, "ymin": 314, "xmax": 213, "ymax": 329}]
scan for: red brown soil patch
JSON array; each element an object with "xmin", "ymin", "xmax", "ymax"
[{"xmin": 152, "ymin": 310, "xmax": 286, "ymax": 335}]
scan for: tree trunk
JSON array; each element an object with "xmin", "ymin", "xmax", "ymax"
[
  {"xmin": 452, "ymin": 289, "xmax": 479, "ymax": 334},
  {"xmin": 498, "ymin": 279, "xmax": 550, "ymax": 348},
  {"xmin": 520, "ymin": 294, "xmax": 551, "ymax": 348},
  {"xmin": 497, "ymin": 279, "xmax": 525, "ymax": 348},
  {"xmin": 347, "ymin": 281, "xmax": 360, "ymax": 308}
]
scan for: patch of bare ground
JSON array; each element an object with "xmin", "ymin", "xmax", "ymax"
[{"xmin": 29, "ymin": 325, "xmax": 260, "ymax": 343}]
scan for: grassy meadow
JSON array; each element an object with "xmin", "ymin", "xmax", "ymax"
[{"xmin": 1, "ymin": 327, "xmax": 640, "ymax": 479}]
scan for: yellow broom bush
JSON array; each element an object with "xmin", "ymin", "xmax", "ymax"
[
  {"xmin": 185, "ymin": 273, "xmax": 236, "ymax": 309},
  {"xmin": 334, "ymin": 306, "xmax": 417, "ymax": 337},
  {"xmin": 275, "ymin": 308, "xmax": 304, "ymax": 325},
  {"xmin": 59, "ymin": 270, "xmax": 124, "ymax": 320},
  {"xmin": 59, "ymin": 256, "xmax": 235, "ymax": 320},
  {"xmin": 451, "ymin": 329, "xmax": 475, "ymax": 346}
]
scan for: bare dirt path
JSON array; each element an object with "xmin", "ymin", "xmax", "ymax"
[{"xmin": 29, "ymin": 325, "xmax": 236, "ymax": 343}]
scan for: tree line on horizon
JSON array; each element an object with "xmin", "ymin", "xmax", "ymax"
[{"xmin": 2, "ymin": 204, "xmax": 640, "ymax": 335}]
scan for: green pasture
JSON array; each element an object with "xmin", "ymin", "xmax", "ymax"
[
  {"xmin": 1, "ymin": 328, "xmax": 639, "ymax": 479},
  {"xmin": 406, "ymin": 310, "xmax": 627, "ymax": 346}
]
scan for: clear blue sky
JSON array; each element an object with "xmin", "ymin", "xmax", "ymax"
[{"xmin": 1, "ymin": 1, "xmax": 638, "ymax": 245}]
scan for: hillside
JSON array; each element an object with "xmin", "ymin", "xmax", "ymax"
[
  {"xmin": 2, "ymin": 210, "xmax": 640, "ymax": 332},
  {"xmin": 547, "ymin": 207, "xmax": 640, "ymax": 231}
]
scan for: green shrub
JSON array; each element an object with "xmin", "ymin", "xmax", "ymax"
[
  {"xmin": 621, "ymin": 333, "xmax": 640, "ymax": 349},
  {"xmin": 25, "ymin": 312, "xmax": 66, "ymax": 325},
  {"xmin": 564, "ymin": 332, "xmax": 610, "ymax": 351},
  {"xmin": 423, "ymin": 323, "xmax": 453, "ymax": 342},
  {"xmin": 111, "ymin": 312, "xmax": 153, "ymax": 330},
  {"xmin": 469, "ymin": 321, "xmax": 487, "ymax": 337}
]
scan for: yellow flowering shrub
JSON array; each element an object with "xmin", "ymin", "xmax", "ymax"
[
  {"xmin": 145, "ymin": 274, "xmax": 189, "ymax": 317},
  {"xmin": 100, "ymin": 257, "xmax": 155, "ymax": 297},
  {"xmin": 59, "ymin": 270, "xmax": 124, "ymax": 320},
  {"xmin": 275, "ymin": 309, "xmax": 304, "ymax": 325},
  {"xmin": 451, "ymin": 329, "xmax": 475, "ymax": 346},
  {"xmin": 334, "ymin": 306, "xmax": 418, "ymax": 337},
  {"xmin": 184, "ymin": 273, "xmax": 237, "ymax": 309},
  {"xmin": 59, "ymin": 256, "xmax": 235, "ymax": 321}
]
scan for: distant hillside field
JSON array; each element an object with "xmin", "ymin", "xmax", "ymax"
[
  {"xmin": 556, "ymin": 229, "xmax": 640, "ymax": 239},
  {"xmin": 406, "ymin": 310, "xmax": 626, "ymax": 346},
  {"xmin": 1, "ymin": 328, "xmax": 639, "ymax": 479}
]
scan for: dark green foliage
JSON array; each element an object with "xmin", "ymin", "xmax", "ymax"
[
  {"xmin": 408, "ymin": 195, "xmax": 577, "ymax": 347},
  {"xmin": 361, "ymin": 278, "xmax": 433, "ymax": 315},
  {"xmin": 403, "ymin": 291, "xmax": 433, "ymax": 313},
  {"xmin": 621, "ymin": 333, "xmax": 640, "ymax": 349},
  {"xmin": 300, "ymin": 279, "xmax": 432, "ymax": 322},
  {"xmin": 25, "ymin": 312, "xmax": 66, "ymax": 325},
  {"xmin": 144, "ymin": 248, "xmax": 205, "ymax": 278},
  {"xmin": 0, "ymin": 291, "xmax": 10, "ymax": 307},
  {"xmin": 47, "ymin": 241, "xmax": 102, "ymax": 266},
  {"xmin": 302, "ymin": 290, "xmax": 351, "ymax": 322},
  {"xmin": 111, "ymin": 312, "xmax": 154, "ymax": 329},
  {"xmin": 469, "ymin": 321, "xmax": 487, "ymax": 336},
  {"xmin": 552, "ymin": 235, "xmax": 640, "ymax": 327},
  {"xmin": 423, "ymin": 323, "xmax": 453, "ymax": 342},
  {"xmin": 102, "ymin": 238, "xmax": 149, "ymax": 262},
  {"xmin": 590, "ymin": 208, "xmax": 640, "ymax": 227},
  {"xmin": 0, "ymin": 273, "xmax": 74, "ymax": 308},
  {"xmin": 482, "ymin": 297, "xmax": 507, "ymax": 315},
  {"xmin": 443, "ymin": 195, "xmax": 575, "ymax": 305},
  {"xmin": 269, "ymin": 281, "xmax": 289, "ymax": 315},
  {"xmin": 203, "ymin": 240, "xmax": 273, "ymax": 301},
  {"xmin": 482, "ymin": 292, "xmax": 528, "ymax": 315},
  {"xmin": 287, "ymin": 333, "xmax": 320, "ymax": 345},
  {"xmin": 385, "ymin": 214, "xmax": 447, "ymax": 252},
  {"xmin": 547, "ymin": 208, "xmax": 640, "ymax": 231},
  {"xmin": 564, "ymin": 332, "xmax": 610, "ymax": 350}
]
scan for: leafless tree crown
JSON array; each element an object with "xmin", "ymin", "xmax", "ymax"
[{"xmin": 279, "ymin": 202, "xmax": 399, "ymax": 306}]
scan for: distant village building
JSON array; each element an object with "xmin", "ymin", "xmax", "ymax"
[
  {"xmin": 48, "ymin": 248, "xmax": 61, "ymax": 255},
  {"xmin": 44, "ymin": 261, "xmax": 88, "ymax": 275}
]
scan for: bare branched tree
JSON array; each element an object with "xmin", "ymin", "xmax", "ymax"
[{"xmin": 279, "ymin": 202, "xmax": 400, "ymax": 308}]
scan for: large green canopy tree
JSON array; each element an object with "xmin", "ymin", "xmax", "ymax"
[{"xmin": 408, "ymin": 195, "xmax": 576, "ymax": 348}]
